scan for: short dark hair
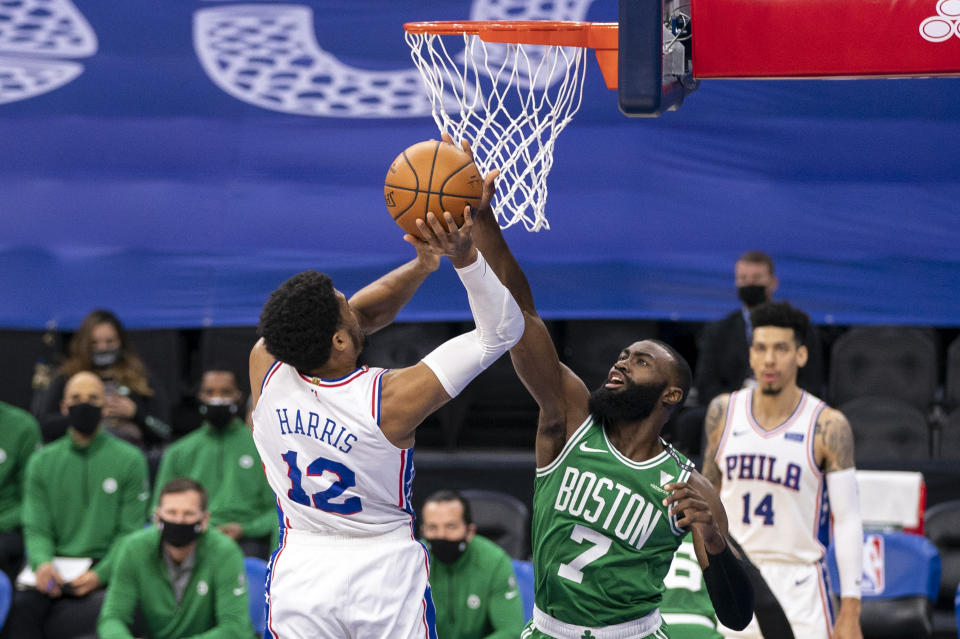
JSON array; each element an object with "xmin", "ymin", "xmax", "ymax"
[
  {"xmin": 750, "ymin": 302, "xmax": 809, "ymax": 345},
  {"xmin": 258, "ymin": 270, "xmax": 341, "ymax": 371},
  {"xmin": 423, "ymin": 490, "xmax": 473, "ymax": 526},
  {"xmin": 650, "ymin": 339, "xmax": 692, "ymax": 414},
  {"xmin": 737, "ymin": 251, "xmax": 775, "ymax": 275},
  {"xmin": 159, "ymin": 477, "xmax": 208, "ymax": 511}
]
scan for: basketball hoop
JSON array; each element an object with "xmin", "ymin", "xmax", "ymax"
[{"xmin": 404, "ymin": 21, "xmax": 617, "ymax": 231}]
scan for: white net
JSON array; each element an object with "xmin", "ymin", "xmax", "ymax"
[{"xmin": 406, "ymin": 29, "xmax": 589, "ymax": 231}]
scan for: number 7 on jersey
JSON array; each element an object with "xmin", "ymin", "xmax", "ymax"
[{"xmin": 558, "ymin": 524, "xmax": 612, "ymax": 584}]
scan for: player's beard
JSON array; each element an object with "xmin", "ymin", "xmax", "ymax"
[{"xmin": 588, "ymin": 378, "xmax": 666, "ymax": 423}]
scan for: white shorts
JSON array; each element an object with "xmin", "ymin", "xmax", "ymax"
[
  {"xmin": 264, "ymin": 526, "xmax": 437, "ymax": 639},
  {"xmin": 718, "ymin": 560, "xmax": 834, "ymax": 639}
]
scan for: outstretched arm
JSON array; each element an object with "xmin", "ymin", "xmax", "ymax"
[
  {"xmin": 816, "ymin": 407, "xmax": 863, "ymax": 639},
  {"xmin": 348, "ymin": 243, "xmax": 442, "ymax": 335},
  {"xmin": 378, "ymin": 210, "xmax": 524, "ymax": 448},
  {"xmin": 458, "ymin": 141, "xmax": 589, "ymax": 466}
]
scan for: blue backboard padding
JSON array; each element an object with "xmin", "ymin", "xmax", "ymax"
[{"xmin": 2, "ymin": 1, "xmax": 959, "ymax": 329}]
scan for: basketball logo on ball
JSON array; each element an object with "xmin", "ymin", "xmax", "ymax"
[{"xmin": 384, "ymin": 140, "xmax": 483, "ymax": 237}]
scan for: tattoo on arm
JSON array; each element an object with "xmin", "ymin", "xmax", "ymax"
[
  {"xmin": 819, "ymin": 410, "xmax": 856, "ymax": 473},
  {"xmin": 701, "ymin": 396, "xmax": 728, "ymax": 489}
]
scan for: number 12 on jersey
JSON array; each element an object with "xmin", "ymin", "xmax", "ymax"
[
  {"xmin": 281, "ymin": 450, "xmax": 363, "ymax": 515},
  {"xmin": 742, "ymin": 492, "xmax": 774, "ymax": 526}
]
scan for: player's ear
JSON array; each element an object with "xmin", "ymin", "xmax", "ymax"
[
  {"xmin": 331, "ymin": 329, "xmax": 349, "ymax": 353},
  {"xmin": 796, "ymin": 343, "xmax": 808, "ymax": 368},
  {"xmin": 662, "ymin": 386, "xmax": 683, "ymax": 407}
]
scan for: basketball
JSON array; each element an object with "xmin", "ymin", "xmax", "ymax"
[{"xmin": 384, "ymin": 140, "xmax": 483, "ymax": 237}]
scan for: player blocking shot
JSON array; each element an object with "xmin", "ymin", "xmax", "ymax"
[
  {"xmin": 453, "ymin": 136, "xmax": 754, "ymax": 639},
  {"xmin": 249, "ymin": 195, "xmax": 524, "ymax": 637}
]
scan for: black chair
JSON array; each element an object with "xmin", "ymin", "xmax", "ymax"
[
  {"xmin": 829, "ymin": 326, "xmax": 938, "ymax": 411},
  {"xmin": 0, "ymin": 329, "xmax": 52, "ymax": 411},
  {"xmin": 561, "ymin": 319, "xmax": 659, "ymax": 390},
  {"xmin": 925, "ymin": 500, "xmax": 960, "ymax": 639},
  {"xmin": 460, "ymin": 489, "xmax": 529, "ymax": 560},
  {"xmin": 938, "ymin": 409, "xmax": 960, "ymax": 461},
  {"xmin": 198, "ymin": 325, "xmax": 260, "ymax": 395},
  {"xmin": 945, "ymin": 337, "xmax": 960, "ymax": 411},
  {"xmin": 839, "ymin": 396, "xmax": 931, "ymax": 463}
]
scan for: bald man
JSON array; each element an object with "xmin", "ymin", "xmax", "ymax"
[{"xmin": 4, "ymin": 371, "xmax": 149, "ymax": 639}]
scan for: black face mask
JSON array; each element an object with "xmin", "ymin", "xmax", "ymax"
[
  {"xmin": 737, "ymin": 285, "xmax": 768, "ymax": 308},
  {"xmin": 200, "ymin": 401, "xmax": 238, "ymax": 429},
  {"xmin": 68, "ymin": 403, "xmax": 102, "ymax": 435},
  {"xmin": 429, "ymin": 537, "xmax": 468, "ymax": 564},
  {"xmin": 159, "ymin": 518, "xmax": 204, "ymax": 548},
  {"xmin": 589, "ymin": 378, "xmax": 666, "ymax": 424},
  {"xmin": 92, "ymin": 348, "xmax": 121, "ymax": 368}
]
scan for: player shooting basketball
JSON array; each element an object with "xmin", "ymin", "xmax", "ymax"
[
  {"xmin": 248, "ymin": 197, "xmax": 524, "ymax": 638},
  {"xmin": 456, "ymin": 136, "xmax": 754, "ymax": 639}
]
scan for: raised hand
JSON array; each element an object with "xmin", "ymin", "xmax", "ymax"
[
  {"xmin": 405, "ymin": 208, "xmax": 477, "ymax": 269},
  {"xmin": 663, "ymin": 476, "xmax": 725, "ymax": 554}
]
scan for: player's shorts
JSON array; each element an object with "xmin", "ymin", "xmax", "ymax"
[
  {"xmin": 521, "ymin": 606, "xmax": 670, "ymax": 639},
  {"xmin": 718, "ymin": 560, "xmax": 834, "ymax": 639},
  {"xmin": 263, "ymin": 525, "xmax": 437, "ymax": 639}
]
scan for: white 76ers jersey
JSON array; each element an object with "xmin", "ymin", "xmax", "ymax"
[
  {"xmin": 252, "ymin": 361, "xmax": 416, "ymax": 536},
  {"xmin": 715, "ymin": 389, "xmax": 829, "ymax": 564}
]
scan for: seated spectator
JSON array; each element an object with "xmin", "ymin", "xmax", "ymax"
[
  {"xmin": 695, "ymin": 251, "xmax": 823, "ymax": 406},
  {"xmin": 421, "ymin": 490, "xmax": 524, "ymax": 639},
  {"xmin": 153, "ymin": 369, "xmax": 276, "ymax": 559},
  {"xmin": 3, "ymin": 371, "xmax": 149, "ymax": 639},
  {"xmin": 97, "ymin": 477, "xmax": 256, "ymax": 639},
  {"xmin": 32, "ymin": 309, "xmax": 171, "ymax": 446},
  {"xmin": 0, "ymin": 400, "xmax": 41, "ymax": 583}
]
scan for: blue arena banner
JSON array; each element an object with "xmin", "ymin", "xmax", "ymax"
[{"xmin": 1, "ymin": 0, "xmax": 959, "ymax": 329}]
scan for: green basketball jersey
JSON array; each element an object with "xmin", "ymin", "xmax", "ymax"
[
  {"xmin": 660, "ymin": 534, "xmax": 723, "ymax": 639},
  {"xmin": 532, "ymin": 415, "xmax": 694, "ymax": 627}
]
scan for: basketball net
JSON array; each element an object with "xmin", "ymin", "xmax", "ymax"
[{"xmin": 405, "ymin": 29, "xmax": 589, "ymax": 231}]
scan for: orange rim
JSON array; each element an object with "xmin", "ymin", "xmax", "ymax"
[{"xmin": 404, "ymin": 20, "xmax": 618, "ymax": 49}]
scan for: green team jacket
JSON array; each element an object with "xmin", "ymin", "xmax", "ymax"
[
  {"xmin": 426, "ymin": 534, "xmax": 525, "ymax": 639},
  {"xmin": 22, "ymin": 428, "xmax": 149, "ymax": 583},
  {"xmin": 97, "ymin": 527, "xmax": 257, "ymax": 639},
  {"xmin": 152, "ymin": 419, "xmax": 276, "ymax": 542},
  {"xmin": 0, "ymin": 401, "xmax": 41, "ymax": 533}
]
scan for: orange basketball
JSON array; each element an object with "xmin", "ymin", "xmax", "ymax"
[{"xmin": 384, "ymin": 140, "xmax": 483, "ymax": 238}]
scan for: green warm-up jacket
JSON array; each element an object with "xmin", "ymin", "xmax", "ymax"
[
  {"xmin": 97, "ymin": 527, "xmax": 257, "ymax": 639},
  {"xmin": 427, "ymin": 534, "xmax": 525, "ymax": 639},
  {"xmin": 152, "ymin": 419, "xmax": 276, "ymax": 543},
  {"xmin": 22, "ymin": 428, "xmax": 149, "ymax": 583}
]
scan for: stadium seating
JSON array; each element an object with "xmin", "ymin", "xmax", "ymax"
[
  {"xmin": 938, "ymin": 409, "xmax": 960, "ymax": 460},
  {"xmin": 955, "ymin": 582, "xmax": 960, "ymax": 639},
  {"xmin": 826, "ymin": 531, "xmax": 940, "ymax": 639},
  {"xmin": 198, "ymin": 325, "xmax": 260, "ymax": 394},
  {"xmin": 127, "ymin": 329, "xmax": 183, "ymax": 413},
  {"xmin": 511, "ymin": 558, "xmax": 535, "ymax": 623},
  {"xmin": 461, "ymin": 489, "xmax": 530, "ymax": 560},
  {"xmin": 839, "ymin": 396, "xmax": 931, "ymax": 463},
  {"xmin": 946, "ymin": 337, "xmax": 960, "ymax": 411},
  {"xmin": 926, "ymin": 500, "xmax": 960, "ymax": 638},
  {"xmin": 829, "ymin": 327, "xmax": 938, "ymax": 411},
  {"xmin": 0, "ymin": 570, "xmax": 10, "ymax": 631},
  {"xmin": 245, "ymin": 556, "xmax": 269, "ymax": 638}
]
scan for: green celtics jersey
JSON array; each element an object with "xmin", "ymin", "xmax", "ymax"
[
  {"xmin": 532, "ymin": 416, "xmax": 694, "ymax": 626},
  {"xmin": 661, "ymin": 534, "xmax": 723, "ymax": 639}
]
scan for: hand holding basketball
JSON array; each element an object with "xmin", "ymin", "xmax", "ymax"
[
  {"xmin": 384, "ymin": 139, "xmax": 483, "ymax": 238},
  {"xmin": 404, "ymin": 208, "xmax": 477, "ymax": 269}
]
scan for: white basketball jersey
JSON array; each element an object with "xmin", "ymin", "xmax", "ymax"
[
  {"xmin": 252, "ymin": 361, "xmax": 416, "ymax": 536},
  {"xmin": 715, "ymin": 389, "xmax": 829, "ymax": 564}
]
